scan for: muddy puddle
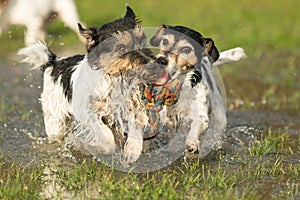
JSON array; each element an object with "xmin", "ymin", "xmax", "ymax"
[{"xmin": 0, "ymin": 57, "xmax": 299, "ymax": 198}]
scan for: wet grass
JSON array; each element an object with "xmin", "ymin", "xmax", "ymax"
[
  {"xmin": 0, "ymin": 127, "xmax": 299, "ymax": 199},
  {"xmin": 0, "ymin": 162, "xmax": 43, "ymax": 199},
  {"xmin": 0, "ymin": 0, "xmax": 299, "ymax": 199}
]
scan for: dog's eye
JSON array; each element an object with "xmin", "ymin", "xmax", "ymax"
[
  {"xmin": 118, "ymin": 46, "xmax": 128, "ymax": 54},
  {"xmin": 180, "ymin": 46, "xmax": 193, "ymax": 54},
  {"xmin": 162, "ymin": 38, "xmax": 169, "ymax": 46}
]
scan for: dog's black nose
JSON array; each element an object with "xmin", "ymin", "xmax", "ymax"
[{"xmin": 157, "ymin": 56, "xmax": 168, "ymax": 65}]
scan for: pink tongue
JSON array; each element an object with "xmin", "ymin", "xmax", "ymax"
[{"xmin": 154, "ymin": 72, "xmax": 169, "ymax": 86}]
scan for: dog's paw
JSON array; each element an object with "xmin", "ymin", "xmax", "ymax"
[
  {"xmin": 98, "ymin": 124, "xmax": 116, "ymax": 154},
  {"xmin": 122, "ymin": 137, "xmax": 143, "ymax": 167},
  {"xmin": 82, "ymin": 124, "xmax": 116, "ymax": 154},
  {"xmin": 88, "ymin": 134, "xmax": 116, "ymax": 154},
  {"xmin": 95, "ymin": 144, "xmax": 115, "ymax": 154},
  {"xmin": 185, "ymin": 138, "xmax": 199, "ymax": 154}
]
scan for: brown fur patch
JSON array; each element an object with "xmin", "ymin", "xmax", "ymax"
[
  {"xmin": 133, "ymin": 24, "xmax": 144, "ymax": 39},
  {"xmin": 170, "ymin": 39, "xmax": 198, "ymax": 72},
  {"xmin": 105, "ymin": 58, "xmax": 133, "ymax": 76},
  {"xmin": 114, "ymin": 31, "xmax": 133, "ymax": 47}
]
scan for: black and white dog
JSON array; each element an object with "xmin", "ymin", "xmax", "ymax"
[
  {"xmin": 19, "ymin": 6, "xmax": 168, "ymax": 166},
  {"xmin": 150, "ymin": 25, "xmax": 234, "ymax": 156}
]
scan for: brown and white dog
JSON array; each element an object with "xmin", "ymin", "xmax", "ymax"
[{"xmin": 150, "ymin": 25, "xmax": 231, "ymax": 156}]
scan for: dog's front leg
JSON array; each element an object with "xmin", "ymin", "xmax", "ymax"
[
  {"xmin": 185, "ymin": 83, "xmax": 209, "ymax": 153},
  {"xmin": 122, "ymin": 117, "xmax": 143, "ymax": 167},
  {"xmin": 185, "ymin": 114, "xmax": 209, "ymax": 153},
  {"xmin": 91, "ymin": 119, "xmax": 116, "ymax": 154},
  {"xmin": 73, "ymin": 96, "xmax": 116, "ymax": 154}
]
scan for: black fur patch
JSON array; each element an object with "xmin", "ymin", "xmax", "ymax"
[
  {"xmin": 54, "ymin": 55, "xmax": 84, "ymax": 101},
  {"xmin": 191, "ymin": 69, "xmax": 202, "ymax": 87},
  {"xmin": 157, "ymin": 56, "xmax": 168, "ymax": 65},
  {"xmin": 45, "ymin": 54, "xmax": 85, "ymax": 101},
  {"xmin": 169, "ymin": 25, "xmax": 206, "ymax": 46}
]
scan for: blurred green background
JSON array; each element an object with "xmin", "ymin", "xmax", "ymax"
[
  {"xmin": 0, "ymin": 0, "xmax": 299, "ymax": 114},
  {"xmin": 76, "ymin": 0, "xmax": 299, "ymax": 56},
  {"xmin": 1, "ymin": 0, "xmax": 299, "ymax": 55}
]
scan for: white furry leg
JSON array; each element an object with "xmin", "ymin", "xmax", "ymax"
[
  {"xmin": 43, "ymin": 114, "xmax": 66, "ymax": 143},
  {"xmin": 97, "ymin": 123, "xmax": 116, "ymax": 154},
  {"xmin": 77, "ymin": 116, "xmax": 116, "ymax": 155},
  {"xmin": 53, "ymin": 0, "xmax": 85, "ymax": 42},
  {"xmin": 122, "ymin": 120, "xmax": 143, "ymax": 167},
  {"xmin": 184, "ymin": 82, "xmax": 209, "ymax": 153},
  {"xmin": 159, "ymin": 105, "xmax": 174, "ymax": 127},
  {"xmin": 185, "ymin": 116, "xmax": 208, "ymax": 153},
  {"xmin": 40, "ymin": 69, "xmax": 72, "ymax": 142}
]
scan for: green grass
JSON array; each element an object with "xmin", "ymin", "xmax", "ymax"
[
  {"xmin": 0, "ymin": 162, "xmax": 43, "ymax": 199},
  {"xmin": 1, "ymin": 128, "xmax": 299, "ymax": 199}
]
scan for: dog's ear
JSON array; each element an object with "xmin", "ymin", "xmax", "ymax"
[
  {"xmin": 204, "ymin": 38, "xmax": 219, "ymax": 62},
  {"xmin": 124, "ymin": 5, "xmax": 136, "ymax": 20},
  {"xmin": 78, "ymin": 23, "xmax": 97, "ymax": 51},
  {"xmin": 161, "ymin": 24, "xmax": 170, "ymax": 29},
  {"xmin": 150, "ymin": 25, "xmax": 168, "ymax": 47}
]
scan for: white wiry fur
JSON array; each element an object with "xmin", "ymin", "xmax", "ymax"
[
  {"xmin": 109, "ymin": 77, "xmax": 148, "ymax": 165},
  {"xmin": 166, "ymin": 55, "xmax": 227, "ymax": 155},
  {"xmin": 157, "ymin": 39, "xmax": 228, "ymax": 155},
  {"xmin": 0, "ymin": 0, "xmax": 83, "ymax": 46},
  {"xmin": 170, "ymin": 78, "xmax": 210, "ymax": 151},
  {"xmin": 18, "ymin": 41, "xmax": 51, "ymax": 69},
  {"xmin": 18, "ymin": 42, "xmax": 149, "ymax": 166},
  {"xmin": 41, "ymin": 67, "xmax": 74, "ymax": 140},
  {"xmin": 70, "ymin": 59, "xmax": 117, "ymax": 154},
  {"xmin": 18, "ymin": 42, "xmax": 118, "ymax": 152},
  {"xmin": 18, "ymin": 42, "xmax": 73, "ymax": 141},
  {"xmin": 72, "ymin": 60, "xmax": 149, "ymax": 165}
]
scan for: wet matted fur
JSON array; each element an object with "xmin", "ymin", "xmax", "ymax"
[{"xmin": 18, "ymin": 6, "xmax": 167, "ymax": 166}]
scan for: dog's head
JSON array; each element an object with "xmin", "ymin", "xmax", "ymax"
[
  {"xmin": 78, "ymin": 6, "xmax": 160, "ymax": 77},
  {"xmin": 150, "ymin": 25, "xmax": 219, "ymax": 78}
]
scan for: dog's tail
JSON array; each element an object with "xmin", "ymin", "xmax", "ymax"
[
  {"xmin": 213, "ymin": 47, "xmax": 247, "ymax": 67},
  {"xmin": 18, "ymin": 41, "xmax": 56, "ymax": 71}
]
